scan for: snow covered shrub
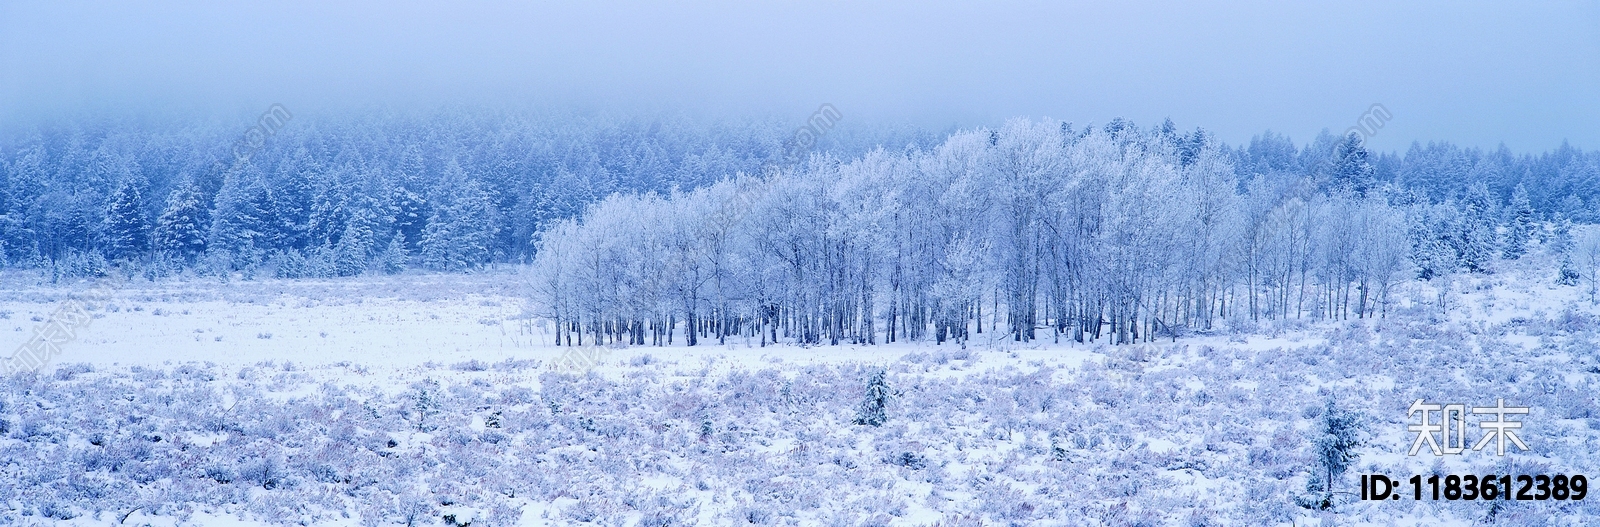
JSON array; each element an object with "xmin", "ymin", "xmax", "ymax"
[
  {"xmin": 38, "ymin": 501, "xmax": 77, "ymax": 520},
  {"xmin": 563, "ymin": 496, "xmax": 604, "ymax": 522},
  {"xmin": 240, "ymin": 454, "xmax": 287, "ymax": 489},
  {"xmin": 1185, "ymin": 507, "xmax": 1217, "ymax": 527},
  {"xmin": 637, "ymin": 511, "xmax": 681, "ymax": 527},
  {"xmin": 201, "ymin": 462, "xmax": 236, "ymax": 485},
  {"xmin": 738, "ymin": 505, "xmax": 772, "ymax": 524},
  {"xmin": 900, "ymin": 349, "xmax": 975, "ymax": 368},
  {"xmin": 478, "ymin": 500, "xmax": 524, "ymax": 527},
  {"xmin": 139, "ymin": 250, "xmax": 186, "ymax": 280},
  {"xmin": 1558, "ymin": 306, "xmax": 1597, "ymax": 333},
  {"xmin": 450, "ymin": 359, "xmax": 488, "ymax": 371},
  {"xmin": 931, "ymin": 512, "xmax": 982, "ymax": 527},
  {"xmin": 890, "ymin": 451, "xmax": 927, "ymax": 470},
  {"xmin": 194, "ymin": 249, "xmax": 236, "ymax": 278},
  {"xmin": 977, "ymin": 482, "xmax": 1036, "ymax": 522},
  {"xmin": 269, "ymin": 249, "xmax": 310, "ymax": 279},
  {"xmin": 445, "ymin": 426, "xmax": 476, "ymax": 446},
  {"xmin": 303, "ymin": 245, "xmax": 342, "ymax": 278},
  {"xmin": 854, "ymin": 369, "xmax": 892, "ymax": 427},
  {"xmin": 51, "ymin": 362, "xmax": 92, "ymax": 381},
  {"xmin": 1561, "ymin": 261, "xmax": 1583, "ymax": 286},
  {"xmin": 395, "ymin": 491, "xmax": 436, "ymax": 527},
  {"xmin": 492, "ymin": 358, "xmax": 538, "ymax": 371},
  {"xmin": 52, "ymin": 249, "xmax": 108, "ymax": 280}
]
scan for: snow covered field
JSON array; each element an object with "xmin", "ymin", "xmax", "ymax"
[{"xmin": 1, "ymin": 256, "xmax": 1598, "ymax": 527}]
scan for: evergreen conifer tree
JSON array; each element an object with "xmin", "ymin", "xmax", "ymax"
[
  {"xmin": 420, "ymin": 174, "xmax": 496, "ymax": 271},
  {"xmin": 392, "ymin": 187, "xmax": 428, "ymax": 252},
  {"xmin": 1328, "ymin": 133, "xmax": 1377, "ymax": 198},
  {"xmin": 1456, "ymin": 184, "xmax": 1500, "ymax": 273},
  {"xmin": 104, "ymin": 182, "xmax": 149, "ymax": 260},
  {"xmin": 1310, "ymin": 399, "xmax": 1362, "ymax": 510},
  {"xmin": 333, "ymin": 206, "xmax": 376, "ymax": 276},
  {"xmin": 1502, "ymin": 183, "xmax": 1534, "ymax": 259},
  {"xmin": 154, "ymin": 182, "xmax": 207, "ymax": 261},
  {"xmin": 208, "ymin": 174, "xmax": 275, "ymax": 268},
  {"xmin": 379, "ymin": 233, "xmax": 409, "ymax": 274},
  {"xmin": 853, "ymin": 369, "xmax": 892, "ymax": 427}
]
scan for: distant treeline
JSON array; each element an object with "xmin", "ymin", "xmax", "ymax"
[
  {"xmin": 0, "ymin": 110, "xmax": 932, "ymax": 278},
  {"xmin": 0, "ymin": 111, "xmax": 1594, "ymax": 286},
  {"xmin": 1240, "ymin": 129, "xmax": 1599, "ymax": 219}
]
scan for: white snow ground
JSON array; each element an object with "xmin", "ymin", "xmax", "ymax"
[{"xmin": 2, "ymin": 255, "xmax": 1598, "ymax": 526}]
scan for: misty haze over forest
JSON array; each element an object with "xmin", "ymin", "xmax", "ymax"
[{"xmin": 3, "ymin": 2, "xmax": 1598, "ymax": 151}]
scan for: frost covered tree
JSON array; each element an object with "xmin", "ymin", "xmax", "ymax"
[
  {"xmin": 377, "ymin": 233, "xmax": 409, "ymax": 274},
  {"xmin": 1327, "ymin": 133, "xmax": 1377, "ymax": 198},
  {"xmin": 391, "ymin": 187, "xmax": 429, "ymax": 253},
  {"xmin": 420, "ymin": 166, "xmax": 497, "ymax": 271},
  {"xmin": 1555, "ymin": 216, "xmax": 1580, "ymax": 285},
  {"xmin": 274, "ymin": 149, "xmax": 318, "ymax": 250},
  {"xmin": 528, "ymin": 218, "xmax": 585, "ymax": 346},
  {"xmin": 153, "ymin": 182, "xmax": 207, "ymax": 261},
  {"xmin": 1348, "ymin": 197, "xmax": 1409, "ymax": 317},
  {"xmin": 306, "ymin": 173, "xmax": 352, "ymax": 250},
  {"xmin": 1578, "ymin": 230, "xmax": 1600, "ymax": 303},
  {"xmin": 1456, "ymin": 184, "xmax": 1500, "ymax": 274},
  {"xmin": 103, "ymin": 182, "xmax": 148, "ymax": 260},
  {"xmin": 208, "ymin": 170, "xmax": 277, "ymax": 268},
  {"xmin": 1502, "ymin": 183, "xmax": 1534, "ymax": 259},
  {"xmin": 1409, "ymin": 204, "xmax": 1458, "ymax": 281},
  {"xmin": 333, "ymin": 203, "xmax": 378, "ymax": 276},
  {"xmin": 853, "ymin": 369, "xmax": 892, "ymax": 427},
  {"xmin": 1309, "ymin": 400, "xmax": 1362, "ymax": 510}
]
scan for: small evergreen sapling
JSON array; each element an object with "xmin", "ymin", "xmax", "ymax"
[
  {"xmin": 379, "ymin": 234, "xmax": 409, "ymax": 274},
  {"xmin": 410, "ymin": 379, "xmax": 442, "ymax": 432},
  {"xmin": 853, "ymin": 369, "xmax": 892, "ymax": 427},
  {"xmin": 1555, "ymin": 217, "xmax": 1581, "ymax": 285},
  {"xmin": 1307, "ymin": 399, "xmax": 1363, "ymax": 510}
]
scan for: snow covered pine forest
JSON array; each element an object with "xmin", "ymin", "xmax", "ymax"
[{"xmin": 4, "ymin": 114, "xmax": 1600, "ymax": 525}]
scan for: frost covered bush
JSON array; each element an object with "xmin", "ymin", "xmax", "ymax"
[
  {"xmin": 449, "ymin": 359, "xmax": 488, "ymax": 371},
  {"xmin": 50, "ymin": 249, "xmax": 109, "ymax": 280}
]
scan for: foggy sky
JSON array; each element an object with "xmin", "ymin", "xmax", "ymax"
[{"xmin": 2, "ymin": 1, "xmax": 1597, "ymax": 153}]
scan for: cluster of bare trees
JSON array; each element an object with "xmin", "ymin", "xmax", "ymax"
[{"xmin": 527, "ymin": 119, "xmax": 1419, "ymax": 348}]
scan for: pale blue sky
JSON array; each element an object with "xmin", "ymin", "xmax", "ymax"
[{"xmin": 2, "ymin": 1, "xmax": 1597, "ymax": 152}]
